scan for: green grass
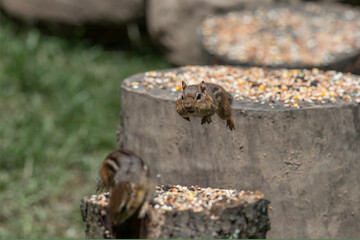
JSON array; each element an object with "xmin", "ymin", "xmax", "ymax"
[{"xmin": 0, "ymin": 18, "xmax": 170, "ymax": 238}]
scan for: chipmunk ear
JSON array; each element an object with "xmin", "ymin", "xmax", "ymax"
[
  {"xmin": 200, "ymin": 81, "xmax": 206, "ymax": 93},
  {"xmin": 182, "ymin": 81, "xmax": 187, "ymax": 90}
]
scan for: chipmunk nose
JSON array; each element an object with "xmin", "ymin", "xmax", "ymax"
[{"xmin": 185, "ymin": 103, "xmax": 192, "ymax": 110}]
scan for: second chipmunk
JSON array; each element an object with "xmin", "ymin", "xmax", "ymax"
[
  {"xmin": 176, "ymin": 81, "xmax": 235, "ymax": 130},
  {"xmin": 98, "ymin": 149, "xmax": 155, "ymax": 226}
]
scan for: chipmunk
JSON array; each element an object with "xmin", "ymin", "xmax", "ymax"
[
  {"xmin": 176, "ymin": 81, "xmax": 235, "ymax": 130},
  {"xmin": 98, "ymin": 149, "xmax": 155, "ymax": 226}
]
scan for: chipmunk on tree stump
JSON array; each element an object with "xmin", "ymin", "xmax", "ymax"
[
  {"xmin": 97, "ymin": 149, "xmax": 155, "ymax": 238},
  {"xmin": 176, "ymin": 80, "xmax": 235, "ymax": 130}
]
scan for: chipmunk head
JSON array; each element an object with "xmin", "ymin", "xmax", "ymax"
[
  {"xmin": 176, "ymin": 81, "xmax": 214, "ymax": 116},
  {"xmin": 98, "ymin": 149, "xmax": 150, "ymax": 192},
  {"xmin": 100, "ymin": 150, "xmax": 121, "ymax": 189}
]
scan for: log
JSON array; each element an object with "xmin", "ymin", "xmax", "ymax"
[
  {"xmin": 199, "ymin": 2, "xmax": 360, "ymax": 73},
  {"xmin": 118, "ymin": 66, "xmax": 360, "ymax": 238},
  {"xmin": 81, "ymin": 185, "xmax": 271, "ymax": 239},
  {"xmin": 1, "ymin": 0, "xmax": 145, "ymax": 25}
]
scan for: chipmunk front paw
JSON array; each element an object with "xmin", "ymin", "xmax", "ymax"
[
  {"xmin": 226, "ymin": 118, "xmax": 235, "ymax": 130},
  {"xmin": 201, "ymin": 115, "xmax": 212, "ymax": 125},
  {"xmin": 183, "ymin": 117, "xmax": 190, "ymax": 121}
]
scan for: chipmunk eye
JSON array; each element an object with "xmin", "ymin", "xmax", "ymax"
[{"xmin": 196, "ymin": 93, "xmax": 202, "ymax": 100}]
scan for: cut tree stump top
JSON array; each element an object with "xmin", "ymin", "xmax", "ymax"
[
  {"xmin": 199, "ymin": 2, "xmax": 360, "ymax": 71},
  {"xmin": 123, "ymin": 65, "xmax": 360, "ymax": 110},
  {"xmin": 81, "ymin": 185, "xmax": 271, "ymax": 239}
]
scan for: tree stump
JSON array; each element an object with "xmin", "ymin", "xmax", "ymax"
[
  {"xmin": 147, "ymin": 0, "xmax": 274, "ymax": 66},
  {"xmin": 199, "ymin": 2, "xmax": 360, "ymax": 74},
  {"xmin": 81, "ymin": 185, "xmax": 271, "ymax": 239},
  {"xmin": 119, "ymin": 66, "xmax": 360, "ymax": 238}
]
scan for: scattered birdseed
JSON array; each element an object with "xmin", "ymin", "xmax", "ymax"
[
  {"xmin": 84, "ymin": 185, "xmax": 264, "ymax": 213},
  {"xmin": 129, "ymin": 66, "xmax": 360, "ymax": 108},
  {"xmin": 152, "ymin": 185, "xmax": 263, "ymax": 212},
  {"xmin": 200, "ymin": 3, "xmax": 360, "ymax": 67},
  {"xmin": 87, "ymin": 192, "xmax": 110, "ymax": 207}
]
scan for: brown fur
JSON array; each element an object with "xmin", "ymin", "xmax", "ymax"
[
  {"xmin": 98, "ymin": 150, "xmax": 155, "ymax": 226},
  {"xmin": 176, "ymin": 81, "xmax": 235, "ymax": 130}
]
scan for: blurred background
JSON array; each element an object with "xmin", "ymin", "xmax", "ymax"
[{"xmin": 0, "ymin": 0, "xmax": 359, "ymax": 238}]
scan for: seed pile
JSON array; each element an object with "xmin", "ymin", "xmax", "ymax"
[
  {"xmin": 153, "ymin": 185, "xmax": 263, "ymax": 212},
  {"xmin": 125, "ymin": 66, "xmax": 360, "ymax": 108},
  {"xmin": 86, "ymin": 186, "xmax": 263, "ymax": 213},
  {"xmin": 87, "ymin": 192, "xmax": 109, "ymax": 208},
  {"xmin": 200, "ymin": 3, "xmax": 360, "ymax": 67}
]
